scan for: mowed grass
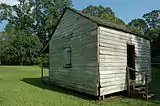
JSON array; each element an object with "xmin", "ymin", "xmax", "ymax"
[{"xmin": 0, "ymin": 66, "xmax": 160, "ymax": 106}]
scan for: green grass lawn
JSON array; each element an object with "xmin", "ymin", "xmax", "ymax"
[{"xmin": 0, "ymin": 66, "xmax": 160, "ymax": 106}]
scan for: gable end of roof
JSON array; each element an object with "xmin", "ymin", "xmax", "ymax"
[{"xmin": 41, "ymin": 7, "xmax": 150, "ymax": 53}]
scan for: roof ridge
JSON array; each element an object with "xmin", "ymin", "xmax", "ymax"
[{"xmin": 66, "ymin": 7, "xmax": 149, "ymax": 40}]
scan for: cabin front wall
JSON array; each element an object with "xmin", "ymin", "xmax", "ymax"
[
  {"xmin": 49, "ymin": 9, "xmax": 99, "ymax": 96},
  {"xmin": 98, "ymin": 26, "xmax": 151, "ymax": 96}
]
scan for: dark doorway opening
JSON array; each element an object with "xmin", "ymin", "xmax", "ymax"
[{"xmin": 127, "ymin": 44, "xmax": 135, "ymax": 80}]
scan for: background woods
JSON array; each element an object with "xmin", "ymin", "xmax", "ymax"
[
  {"xmin": 0, "ymin": 0, "xmax": 72, "ymax": 65},
  {"xmin": 0, "ymin": 0, "xmax": 160, "ymax": 65}
]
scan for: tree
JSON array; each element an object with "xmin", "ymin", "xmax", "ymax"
[
  {"xmin": 0, "ymin": 11, "xmax": 42, "ymax": 65},
  {"xmin": 145, "ymin": 27, "xmax": 160, "ymax": 42},
  {"xmin": 0, "ymin": 0, "xmax": 72, "ymax": 65},
  {"xmin": 143, "ymin": 10, "xmax": 160, "ymax": 28},
  {"xmin": 128, "ymin": 19, "xmax": 148, "ymax": 33},
  {"xmin": 0, "ymin": 30, "xmax": 42, "ymax": 65},
  {"xmin": 82, "ymin": 5, "xmax": 114, "ymax": 16},
  {"xmin": 0, "ymin": 32, "xmax": 6, "ymax": 64},
  {"xmin": 0, "ymin": 0, "xmax": 72, "ymax": 44},
  {"xmin": 128, "ymin": 10, "xmax": 160, "ymax": 41},
  {"xmin": 82, "ymin": 5, "xmax": 125, "ymax": 25}
]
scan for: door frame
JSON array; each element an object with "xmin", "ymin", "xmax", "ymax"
[{"xmin": 127, "ymin": 43, "xmax": 136, "ymax": 80}]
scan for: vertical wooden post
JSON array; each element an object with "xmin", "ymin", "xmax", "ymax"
[
  {"xmin": 41, "ymin": 64, "xmax": 43, "ymax": 79},
  {"xmin": 127, "ymin": 67, "xmax": 130, "ymax": 97},
  {"xmin": 41, "ymin": 54, "xmax": 44, "ymax": 80},
  {"xmin": 98, "ymin": 96, "xmax": 105, "ymax": 101}
]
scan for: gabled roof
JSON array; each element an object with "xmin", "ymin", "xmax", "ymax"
[{"xmin": 41, "ymin": 7, "xmax": 149, "ymax": 53}]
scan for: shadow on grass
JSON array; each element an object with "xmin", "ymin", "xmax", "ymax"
[
  {"xmin": 21, "ymin": 77, "xmax": 96, "ymax": 101},
  {"xmin": 21, "ymin": 77, "xmax": 128, "ymax": 102},
  {"xmin": 20, "ymin": 67, "xmax": 160, "ymax": 103}
]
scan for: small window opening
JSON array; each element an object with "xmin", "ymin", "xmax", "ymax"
[{"xmin": 63, "ymin": 46, "xmax": 72, "ymax": 68}]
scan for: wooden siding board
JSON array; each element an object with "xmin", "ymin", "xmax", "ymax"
[
  {"xmin": 100, "ymin": 83, "xmax": 127, "ymax": 96},
  {"xmin": 49, "ymin": 9, "xmax": 98, "ymax": 96},
  {"xmin": 98, "ymin": 26, "xmax": 151, "ymax": 96}
]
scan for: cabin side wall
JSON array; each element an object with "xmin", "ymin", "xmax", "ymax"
[
  {"xmin": 98, "ymin": 26, "xmax": 151, "ymax": 96},
  {"xmin": 49, "ymin": 9, "xmax": 99, "ymax": 96}
]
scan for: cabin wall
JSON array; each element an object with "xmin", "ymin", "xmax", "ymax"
[
  {"xmin": 98, "ymin": 26, "xmax": 151, "ymax": 96},
  {"xmin": 49, "ymin": 9, "xmax": 99, "ymax": 96}
]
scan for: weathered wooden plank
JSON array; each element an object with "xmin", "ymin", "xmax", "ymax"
[
  {"xmin": 100, "ymin": 48, "xmax": 150, "ymax": 56},
  {"xmin": 54, "ymin": 17, "xmax": 97, "ymax": 38},
  {"xmin": 53, "ymin": 26, "xmax": 97, "ymax": 40},
  {"xmin": 99, "ymin": 26, "xmax": 150, "ymax": 43},
  {"xmin": 99, "ymin": 66, "xmax": 125, "ymax": 70},
  {"xmin": 99, "ymin": 28, "xmax": 150, "ymax": 46},
  {"xmin": 100, "ymin": 84, "xmax": 126, "ymax": 96},
  {"xmin": 100, "ymin": 82, "xmax": 126, "ymax": 88},
  {"xmin": 100, "ymin": 75, "xmax": 126, "ymax": 81},
  {"xmin": 100, "ymin": 32, "xmax": 150, "ymax": 46},
  {"xmin": 50, "ymin": 74, "xmax": 97, "ymax": 86},
  {"xmin": 100, "ymin": 77, "xmax": 126, "ymax": 83},
  {"xmin": 100, "ymin": 74, "xmax": 125, "ymax": 79},
  {"xmin": 50, "ymin": 75, "xmax": 98, "ymax": 84},
  {"xmin": 99, "ymin": 70, "xmax": 126, "ymax": 75},
  {"xmin": 100, "ymin": 58, "xmax": 126, "ymax": 63},
  {"xmin": 100, "ymin": 51, "xmax": 150, "ymax": 57},
  {"xmin": 99, "ymin": 54, "xmax": 126, "ymax": 59},
  {"xmin": 49, "ymin": 9, "xmax": 99, "ymax": 96},
  {"xmin": 49, "ymin": 79, "xmax": 98, "ymax": 96},
  {"xmin": 49, "ymin": 72, "xmax": 98, "ymax": 87},
  {"xmin": 100, "ymin": 36, "xmax": 150, "ymax": 48},
  {"xmin": 99, "ymin": 42, "xmax": 150, "ymax": 52},
  {"xmin": 49, "ymin": 77, "xmax": 98, "ymax": 90},
  {"xmin": 99, "ymin": 41, "xmax": 150, "ymax": 51},
  {"xmin": 99, "ymin": 66, "xmax": 149, "ymax": 73},
  {"xmin": 99, "ymin": 45, "xmax": 150, "ymax": 54}
]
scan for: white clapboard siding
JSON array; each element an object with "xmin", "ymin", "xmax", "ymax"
[
  {"xmin": 100, "ymin": 74, "xmax": 125, "ymax": 79},
  {"xmin": 100, "ymin": 71, "xmax": 126, "ymax": 75},
  {"xmin": 49, "ymin": 9, "xmax": 98, "ymax": 96},
  {"xmin": 98, "ymin": 26, "xmax": 151, "ymax": 96},
  {"xmin": 100, "ymin": 84, "xmax": 127, "ymax": 96}
]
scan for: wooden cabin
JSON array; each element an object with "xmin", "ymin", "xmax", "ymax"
[{"xmin": 41, "ymin": 8, "xmax": 153, "ymax": 99}]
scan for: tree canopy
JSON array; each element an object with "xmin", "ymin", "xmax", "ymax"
[
  {"xmin": 82, "ymin": 5, "xmax": 125, "ymax": 25},
  {"xmin": 128, "ymin": 19, "xmax": 148, "ymax": 33},
  {"xmin": 128, "ymin": 10, "xmax": 160, "ymax": 42},
  {"xmin": 0, "ymin": 0, "xmax": 72, "ymax": 65},
  {"xmin": 143, "ymin": 10, "xmax": 160, "ymax": 28},
  {"xmin": 0, "ymin": 0, "xmax": 72, "ymax": 44}
]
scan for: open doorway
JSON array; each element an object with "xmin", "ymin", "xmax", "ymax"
[{"xmin": 127, "ymin": 44, "xmax": 135, "ymax": 80}]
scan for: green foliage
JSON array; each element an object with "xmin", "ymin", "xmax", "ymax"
[
  {"xmin": 82, "ymin": 5, "xmax": 125, "ymax": 25},
  {"xmin": 128, "ymin": 19, "xmax": 148, "ymax": 33},
  {"xmin": 0, "ymin": 30, "xmax": 42, "ymax": 65},
  {"xmin": 82, "ymin": 5, "xmax": 114, "ymax": 16},
  {"xmin": 0, "ymin": 0, "xmax": 72, "ymax": 44},
  {"xmin": 0, "ymin": 32, "xmax": 8, "ymax": 64},
  {"xmin": 126, "ymin": 25, "xmax": 143, "ymax": 35},
  {"xmin": 37, "ymin": 54, "xmax": 49, "ymax": 68},
  {"xmin": 145, "ymin": 27, "xmax": 160, "ymax": 42},
  {"xmin": 128, "ymin": 10, "xmax": 160, "ymax": 42},
  {"xmin": 143, "ymin": 10, "xmax": 160, "ymax": 28},
  {"xmin": 0, "ymin": 0, "xmax": 72, "ymax": 65}
]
